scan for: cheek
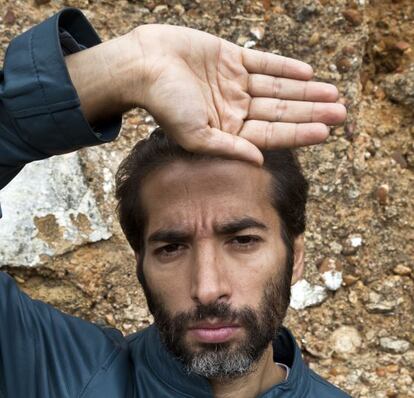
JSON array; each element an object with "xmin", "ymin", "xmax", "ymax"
[
  {"xmin": 229, "ymin": 247, "xmax": 285, "ymax": 305},
  {"xmin": 143, "ymin": 257, "xmax": 193, "ymax": 313}
]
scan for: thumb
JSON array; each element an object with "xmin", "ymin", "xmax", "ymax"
[{"xmin": 175, "ymin": 127, "xmax": 264, "ymax": 166}]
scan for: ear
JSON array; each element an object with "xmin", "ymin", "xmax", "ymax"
[{"xmin": 291, "ymin": 234, "xmax": 305, "ymax": 285}]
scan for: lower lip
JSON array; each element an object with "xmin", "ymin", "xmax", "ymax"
[{"xmin": 188, "ymin": 326, "xmax": 240, "ymax": 343}]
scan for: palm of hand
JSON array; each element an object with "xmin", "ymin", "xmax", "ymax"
[{"xmin": 139, "ymin": 25, "xmax": 346, "ymax": 163}]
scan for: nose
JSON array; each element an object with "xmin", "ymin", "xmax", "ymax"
[{"xmin": 190, "ymin": 241, "xmax": 232, "ymax": 305}]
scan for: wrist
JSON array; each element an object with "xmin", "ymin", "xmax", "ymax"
[
  {"xmin": 66, "ymin": 34, "xmax": 140, "ymax": 123},
  {"xmin": 116, "ymin": 27, "xmax": 150, "ymax": 110}
]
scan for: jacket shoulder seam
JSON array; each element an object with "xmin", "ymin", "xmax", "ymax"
[{"xmin": 77, "ymin": 344, "xmax": 122, "ymax": 398}]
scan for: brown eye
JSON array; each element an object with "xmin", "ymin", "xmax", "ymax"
[
  {"xmin": 154, "ymin": 243, "xmax": 185, "ymax": 258},
  {"xmin": 229, "ymin": 235, "xmax": 262, "ymax": 249}
]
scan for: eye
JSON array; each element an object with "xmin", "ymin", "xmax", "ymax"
[
  {"xmin": 154, "ymin": 243, "xmax": 186, "ymax": 259},
  {"xmin": 228, "ymin": 235, "xmax": 262, "ymax": 250}
]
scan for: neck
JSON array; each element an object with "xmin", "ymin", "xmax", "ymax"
[{"xmin": 209, "ymin": 344, "xmax": 286, "ymax": 398}]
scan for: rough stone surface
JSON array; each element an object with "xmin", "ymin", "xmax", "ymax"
[
  {"xmin": 321, "ymin": 270, "xmax": 343, "ymax": 291},
  {"xmin": 0, "ymin": 154, "xmax": 111, "ymax": 266},
  {"xmin": 383, "ymin": 65, "xmax": 414, "ymax": 106},
  {"xmin": 379, "ymin": 337, "xmax": 411, "ymax": 354},
  {"xmin": 330, "ymin": 326, "xmax": 362, "ymax": 358},
  {"xmin": 290, "ymin": 279, "xmax": 328, "ymax": 310},
  {"xmin": 1, "ymin": 1, "xmax": 413, "ymax": 396}
]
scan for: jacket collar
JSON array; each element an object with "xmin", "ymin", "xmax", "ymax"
[{"xmin": 135, "ymin": 325, "xmax": 310, "ymax": 397}]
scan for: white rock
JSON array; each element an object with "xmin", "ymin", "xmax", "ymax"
[
  {"xmin": 244, "ymin": 40, "xmax": 256, "ymax": 49},
  {"xmin": 322, "ymin": 270, "xmax": 343, "ymax": 291},
  {"xmin": 379, "ymin": 337, "xmax": 410, "ymax": 354},
  {"xmin": 330, "ymin": 326, "xmax": 362, "ymax": 357},
  {"xmin": 250, "ymin": 26, "xmax": 265, "ymax": 40},
  {"xmin": 0, "ymin": 153, "xmax": 111, "ymax": 267},
  {"xmin": 350, "ymin": 234, "xmax": 363, "ymax": 247},
  {"xmin": 290, "ymin": 279, "xmax": 328, "ymax": 310}
]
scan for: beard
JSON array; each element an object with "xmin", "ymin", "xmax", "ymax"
[{"xmin": 139, "ymin": 259, "xmax": 292, "ymax": 380}]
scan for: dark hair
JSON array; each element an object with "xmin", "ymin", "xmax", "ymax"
[{"xmin": 115, "ymin": 128, "xmax": 308, "ymax": 260}]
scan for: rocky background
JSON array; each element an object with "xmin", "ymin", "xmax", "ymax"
[{"xmin": 0, "ymin": 0, "xmax": 413, "ymax": 396}]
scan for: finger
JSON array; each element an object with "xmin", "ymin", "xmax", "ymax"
[
  {"xmin": 248, "ymin": 98, "xmax": 347, "ymax": 125},
  {"xmin": 242, "ymin": 48, "xmax": 313, "ymax": 80},
  {"xmin": 176, "ymin": 127, "xmax": 264, "ymax": 165},
  {"xmin": 248, "ymin": 74, "xmax": 339, "ymax": 102},
  {"xmin": 239, "ymin": 121, "xmax": 330, "ymax": 149}
]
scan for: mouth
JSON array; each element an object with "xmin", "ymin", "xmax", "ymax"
[{"xmin": 188, "ymin": 321, "xmax": 241, "ymax": 344}]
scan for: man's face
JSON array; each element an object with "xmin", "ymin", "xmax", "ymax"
[{"xmin": 138, "ymin": 159, "xmax": 297, "ymax": 379}]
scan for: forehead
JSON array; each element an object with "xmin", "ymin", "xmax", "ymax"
[{"xmin": 140, "ymin": 160, "xmax": 280, "ymax": 234}]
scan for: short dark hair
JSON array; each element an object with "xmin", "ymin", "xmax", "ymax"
[{"xmin": 115, "ymin": 128, "xmax": 308, "ymax": 258}]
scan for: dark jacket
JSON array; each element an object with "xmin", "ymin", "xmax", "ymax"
[
  {"xmin": 0, "ymin": 9, "xmax": 350, "ymax": 398},
  {"xmin": 0, "ymin": 273, "xmax": 349, "ymax": 397}
]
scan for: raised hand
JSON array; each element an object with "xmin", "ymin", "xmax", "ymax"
[{"xmin": 133, "ymin": 24, "xmax": 346, "ymax": 164}]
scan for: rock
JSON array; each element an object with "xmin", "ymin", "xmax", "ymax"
[
  {"xmin": 0, "ymin": 154, "xmax": 111, "ymax": 267},
  {"xmin": 343, "ymin": 274, "xmax": 360, "ymax": 286},
  {"xmin": 402, "ymin": 351, "xmax": 414, "ymax": 367},
  {"xmin": 261, "ymin": 0, "xmax": 271, "ymax": 10},
  {"xmin": 348, "ymin": 290, "xmax": 359, "ymax": 305},
  {"xmin": 336, "ymin": 57, "xmax": 352, "ymax": 73},
  {"xmin": 63, "ymin": 0, "xmax": 89, "ymax": 7},
  {"xmin": 295, "ymin": 4, "xmax": 318, "ymax": 22},
  {"xmin": 319, "ymin": 258, "xmax": 343, "ymax": 290},
  {"xmin": 391, "ymin": 151, "xmax": 408, "ymax": 168},
  {"xmin": 393, "ymin": 41, "xmax": 411, "ymax": 53},
  {"xmin": 4, "ymin": 8, "xmax": 16, "ymax": 25},
  {"xmin": 342, "ymin": 9, "xmax": 363, "ymax": 26},
  {"xmin": 379, "ymin": 337, "xmax": 410, "ymax": 354},
  {"xmin": 153, "ymin": 5, "xmax": 169, "ymax": 14},
  {"xmin": 330, "ymin": 326, "xmax": 362, "ymax": 358},
  {"xmin": 342, "ymin": 234, "xmax": 363, "ymax": 256},
  {"xmin": 105, "ymin": 313, "xmax": 116, "ymax": 327},
  {"xmin": 318, "ymin": 257, "xmax": 342, "ymax": 273},
  {"xmin": 237, "ymin": 35, "xmax": 250, "ymax": 46},
  {"xmin": 308, "ymin": 32, "xmax": 320, "ymax": 46},
  {"xmin": 244, "ymin": 40, "xmax": 256, "ymax": 49},
  {"xmin": 322, "ymin": 270, "xmax": 343, "ymax": 291},
  {"xmin": 329, "ymin": 365, "xmax": 349, "ymax": 376},
  {"xmin": 250, "ymin": 26, "xmax": 265, "ymax": 41},
  {"xmin": 34, "ymin": 0, "xmax": 51, "ymax": 5},
  {"xmin": 392, "ymin": 264, "xmax": 411, "ymax": 276},
  {"xmin": 383, "ymin": 66, "xmax": 414, "ymax": 106},
  {"xmin": 290, "ymin": 279, "xmax": 328, "ymax": 310},
  {"xmin": 365, "ymin": 292, "xmax": 397, "ymax": 314},
  {"xmin": 376, "ymin": 184, "xmax": 389, "ymax": 205},
  {"xmin": 375, "ymin": 364, "xmax": 399, "ymax": 376},
  {"xmin": 329, "ymin": 242, "xmax": 343, "ymax": 255},
  {"xmin": 172, "ymin": 4, "xmax": 185, "ymax": 16}
]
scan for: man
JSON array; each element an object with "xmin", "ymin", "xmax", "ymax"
[
  {"xmin": 112, "ymin": 128, "xmax": 349, "ymax": 397},
  {"xmin": 0, "ymin": 7, "xmax": 348, "ymax": 398}
]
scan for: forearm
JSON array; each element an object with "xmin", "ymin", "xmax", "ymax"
[{"xmin": 65, "ymin": 29, "xmax": 143, "ymax": 125}]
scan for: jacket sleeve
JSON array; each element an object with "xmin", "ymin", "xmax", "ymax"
[
  {"xmin": 0, "ymin": 272, "xmax": 130, "ymax": 398},
  {"xmin": 0, "ymin": 8, "xmax": 122, "ymax": 193}
]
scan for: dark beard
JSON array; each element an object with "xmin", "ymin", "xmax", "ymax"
[{"xmin": 140, "ymin": 268, "xmax": 292, "ymax": 380}]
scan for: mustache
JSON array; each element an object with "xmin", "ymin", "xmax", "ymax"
[{"xmin": 171, "ymin": 301, "xmax": 257, "ymax": 328}]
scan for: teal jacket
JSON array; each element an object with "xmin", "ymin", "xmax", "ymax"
[
  {"xmin": 0, "ymin": 272, "xmax": 349, "ymax": 397},
  {"xmin": 0, "ymin": 9, "xmax": 350, "ymax": 398}
]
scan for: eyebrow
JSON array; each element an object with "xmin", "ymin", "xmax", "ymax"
[
  {"xmin": 148, "ymin": 230, "xmax": 191, "ymax": 244},
  {"xmin": 215, "ymin": 217, "xmax": 268, "ymax": 235},
  {"xmin": 147, "ymin": 217, "xmax": 267, "ymax": 244}
]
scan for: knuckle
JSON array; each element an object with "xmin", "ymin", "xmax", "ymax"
[{"xmin": 272, "ymin": 78, "xmax": 282, "ymax": 98}]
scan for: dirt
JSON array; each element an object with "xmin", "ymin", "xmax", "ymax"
[{"xmin": 1, "ymin": 0, "xmax": 413, "ymax": 397}]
